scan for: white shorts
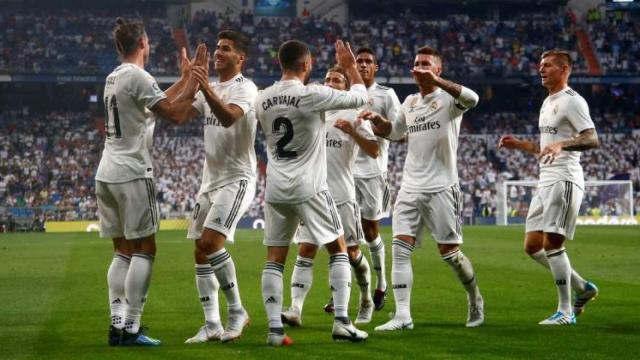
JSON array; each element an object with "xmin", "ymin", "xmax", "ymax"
[
  {"xmin": 296, "ymin": 200, "xmax": 365, "ymax": 247},
  {"xmin": 264, "ymin": 190, "xmax": 344, "ymax": 247},
  {"xmin": 187, "ymin": 179, "xmax": 256, "ymax": 242},
  {"xmin": 96, "ymin": 179, "xmax": 159, "ymax": 240},
  {"xmin": 355, "ymin": 173, "xmax": 390, "ymax": 221},
  {"xmin": 525, "ymin": 181, "xmax": 583, "ymax": 240},
  {"xmin": 392, "ymin": 185, "xmax": 463, "ymax": 245}
]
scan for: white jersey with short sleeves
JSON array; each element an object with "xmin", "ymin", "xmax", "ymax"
[
  {"xmin": 192, "ymin": 73, "xmax": 258, "ymax": 193},
  {"xmin": 392, "ymin": 88, "xmax": 477, "ymax": 193},
  {"xmin": 538, "ymin": 87, "xmax": 595, "ymax": 189},
  {"xmin": 255, "ymin": 79, "xmax": 367, "ymax": 203},
  {"xmin": 326, "ymin": 109, "xmax": 376, "ymax": 205},
  {"xmin": 353, "ymin": 83, "xmax": 402, "ymax": 178},
  {"xmin": 96, "ymin": 63, "xmax": 166, "ymax": 183}
]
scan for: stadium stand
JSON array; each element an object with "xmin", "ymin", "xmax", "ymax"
[{"xmin": 0, "ymin": 3, "xmax": 638, "ymax": 231}]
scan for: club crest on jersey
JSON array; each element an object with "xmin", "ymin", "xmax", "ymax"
[
  {"xmin": 430, "ymin": 100, "xmax": 439, "ymax": 111},
  {"xmin": 553, "ymin": 104, "xmax": 559, "ymax": 114}
]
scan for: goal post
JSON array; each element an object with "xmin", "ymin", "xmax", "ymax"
[{"xmin": 497, "ymin": 180, "xmax": 636, "ymax": 226}]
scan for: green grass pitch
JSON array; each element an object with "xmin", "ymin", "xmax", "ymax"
[{"xmin": 1, "ymin": 225, "xmax": 639, "ymax": 359}]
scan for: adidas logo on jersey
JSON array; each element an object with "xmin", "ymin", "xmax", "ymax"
[
  {"xmin": 214, "ymin": 217, "xmax": 222, "ymax": 225},
  {"xmin": 111, "ymin": 298, "xmax": 122, "ymax": 304},
  {"xmin": 200, "ymin": 296, "xmax": 210, "ymax": 302},
  {"xmin": 393, "ymin": 284, "xmax": 408, "ymax": 289},
  {"xmin": 265, "ymin": 296, "xmax": 278, "ymax": 304},
  {"xmin": 292, "ymin": 282, "xmax": 305, "ymax": 288}
]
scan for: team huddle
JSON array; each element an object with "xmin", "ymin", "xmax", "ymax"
[{"xmin": 97, "ymin": 18, "xmax": 600, "ymax": 347}]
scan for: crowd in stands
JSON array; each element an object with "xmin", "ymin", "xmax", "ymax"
[
  {"xmin": 1, "ymin": 109, "xmax": 638, "ymax": 231},
  {"xmin": 586, "ymin": 10, "xmax": 640, "ymax": 75},
  {"xmin": 0, "ymin": 11, "xmax": 176, "ymax": 75},
  {"xmin": 1, "ymin": 7, "xmax": 638, "ymax": 77}
]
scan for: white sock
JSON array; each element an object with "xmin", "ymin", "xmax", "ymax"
[
  {"xmin": 530, "ymin": 249, "xmax": 587, "ymax": 293},
  {"xmin": 124, "ymin": 253, "xmax": 154, "ymax": 334},
  {"xmin": 546, "ymin": 248, "xmax": 573, "ymax": 314},
  {"xmin": 441, "ymin": 249, "xmax": 480, "ymax": 301},
  {"xmin": 107, "ymin": 252, "xmax": 130, "ymax": 329},
  {"xmin": 350, "ymin": 252, "xmax": 372, "ymax": 303},
  {"xmin": 329, "ymin": 253, "xmax": 351, "ymax": 321},
  {"xmin": 208, "ymin": 248, "xmax": 243, "ymax": 312},
  {"xmin": 391, "ymin": 239, "xmax": 413, "ymax": 319},
  {"xmin": 290, "ymin": 256, "xmax": 314, "ymax": 312},
  {"xmin": 195, "ymin": 264, "xmax": 221, "ymax": 326},
  {"xmin": 262, "ymin": 261, "xmax": 285, "ymax": 331},
  {"xmin": 368, "ymin": 236, "xmax": 387, "ymax": 291}
]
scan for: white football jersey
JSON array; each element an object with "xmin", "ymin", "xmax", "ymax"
[
  {"xmin": 391, "ymin": 88, "xmax": 477, "ymax": 193},
  {"xmin": 353, "ymin": 83, "xmax": 402, "ymax": 178},
  {"xmin": 326, "ymin": 109, "xmax": 376, "ymax": 205},
  {"xmin": 96, "ymin": 63, "xmax": 166, "ymax": 183},
  {"xmin": 192, "ymin": 73, "xmax": 258, "ymax": 193},
  {"xmin": 255, "ymin": 79, "xmax": 367, "ymax": 203},
  {"xmin": 538, "ymin": 87, "xmax": 595, "ymax": 189}
]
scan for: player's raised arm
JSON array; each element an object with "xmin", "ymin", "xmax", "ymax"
[
  {"xmin": 150, "ymin": 44, "xmax": 209, "ymax": 124},
  {"xmin": 193, "ymin": 45, "xmax": 244, "ymax": 128},
  {"xmin": 335, "ymin": 40, "xmax": 364, "ymax": 87}
]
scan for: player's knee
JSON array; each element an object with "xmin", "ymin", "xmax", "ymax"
[
  {"xmin": 543, "ymin": 232, "xmax": 565, "ymax": 251},
  {"xmin": 346, "ymin": 245, "xmax": 361, "ymax": 261},
  {"xmin": 438, "ymin": 243, "xmax": 459, "ymax": 256},
  {"xmin": 524, "ymin": 242, "xmax": 541, "ymax": 255},
  {"xmin": 325, "ymin": 236, "xmax": 347, "ymax": 254},
  {"xmin": 132, "ymin": 235, "xmax": 156, "ymax": 255},
  {"xmin": 193, "ymin": 241, "xmax": 209, "ymax": 263},
  {"xmin": 361, "ymin": 219, "xmax": 378, "ymax": 241},
  {"xmin": 298, "ymin": 243, "xmax": 318, "ymax": 258}
]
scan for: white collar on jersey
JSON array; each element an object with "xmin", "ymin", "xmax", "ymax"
[
  {"xmin": 548, "ymin": 86, "xmax": 572, "ymax": 100},
  {"xmin": 216, "ymin": 73, "xmax": 244, "ymax": 86},
  {"xmin": 421, "ymin": 87, "xmax": 442, "ymax": 102},
  {"xmin": 277, "ymin": 78, "xmax": 304, "ymax": 86},
  {"xmin": 367, "ymin": 82, "xmax": 378, "ymax": 91}
]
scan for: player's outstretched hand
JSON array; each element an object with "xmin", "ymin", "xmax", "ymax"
[
  {"xmin": 335, "ymin": 40, "xmax": 356, "ymax": 69},
  {"xmin": 179, "ymin": 47, "xmax": 192, "ymax": 79},
  {"xmin": 498, "ymin": 135, "xmax": 520, "ymax": 150},
  {"xmin": 358, "ymin": 110, "xmax": 382, "ymax": 124},
  {"xmin": 191, "ymin": 66, "xmax": 209, "ymax": 91},
  {"xmin": 334, "ymin": 119, "xmax": 355, "ymax": 135},
  {"xmin": 411, "ymin": 68, "xmax": 438, "ymax": 86},
  {"xmin": 193, "ymin": 43, "xmax": 208, "ymax": 67},
  {"xmin": 539, "ymin": 143, "xmax": 562, "ymax": 164}
]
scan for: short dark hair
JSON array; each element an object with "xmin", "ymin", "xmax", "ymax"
[
  {"xmin": 326, "ymin": 66, "xmax": 350, "ymax": 89},
  {"xmin": 278, "ymin": 40, "xmax": 310, "ymax": 72},
  {"xmin": 541, "ymin": 49, "xmax": 573, "ymax": 67},
  {"xmin": 218, "ymin": 30, "xmax": 250, "ymax": 56},
  {"xmin": 416, "ymin": 46, "xmax": 441, "ymax": 61},
  {"xmin": 113, "ymin": 17, "xmax": 147, "ymax": 58},
  {"xmin": 356, "ymin": 47, "xmax": 377, "ymax": 64}
]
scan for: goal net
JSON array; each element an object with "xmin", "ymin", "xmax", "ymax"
[{"xmin": 497, "ymin": 180, "xmax": 636, "ymax": 226}]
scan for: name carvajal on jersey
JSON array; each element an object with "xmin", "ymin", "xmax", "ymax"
[{"xmin": 261, "ymin": 95, "xmax": 301, "ymax": 110}]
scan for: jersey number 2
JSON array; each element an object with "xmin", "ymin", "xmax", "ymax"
[
  {"xmin": 104, "ymin": 95, "xmax": 122, "ymax": 138},
  {"xmin": 273, "ymin": 117, "xmax": 297, "ymax": 159}
]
